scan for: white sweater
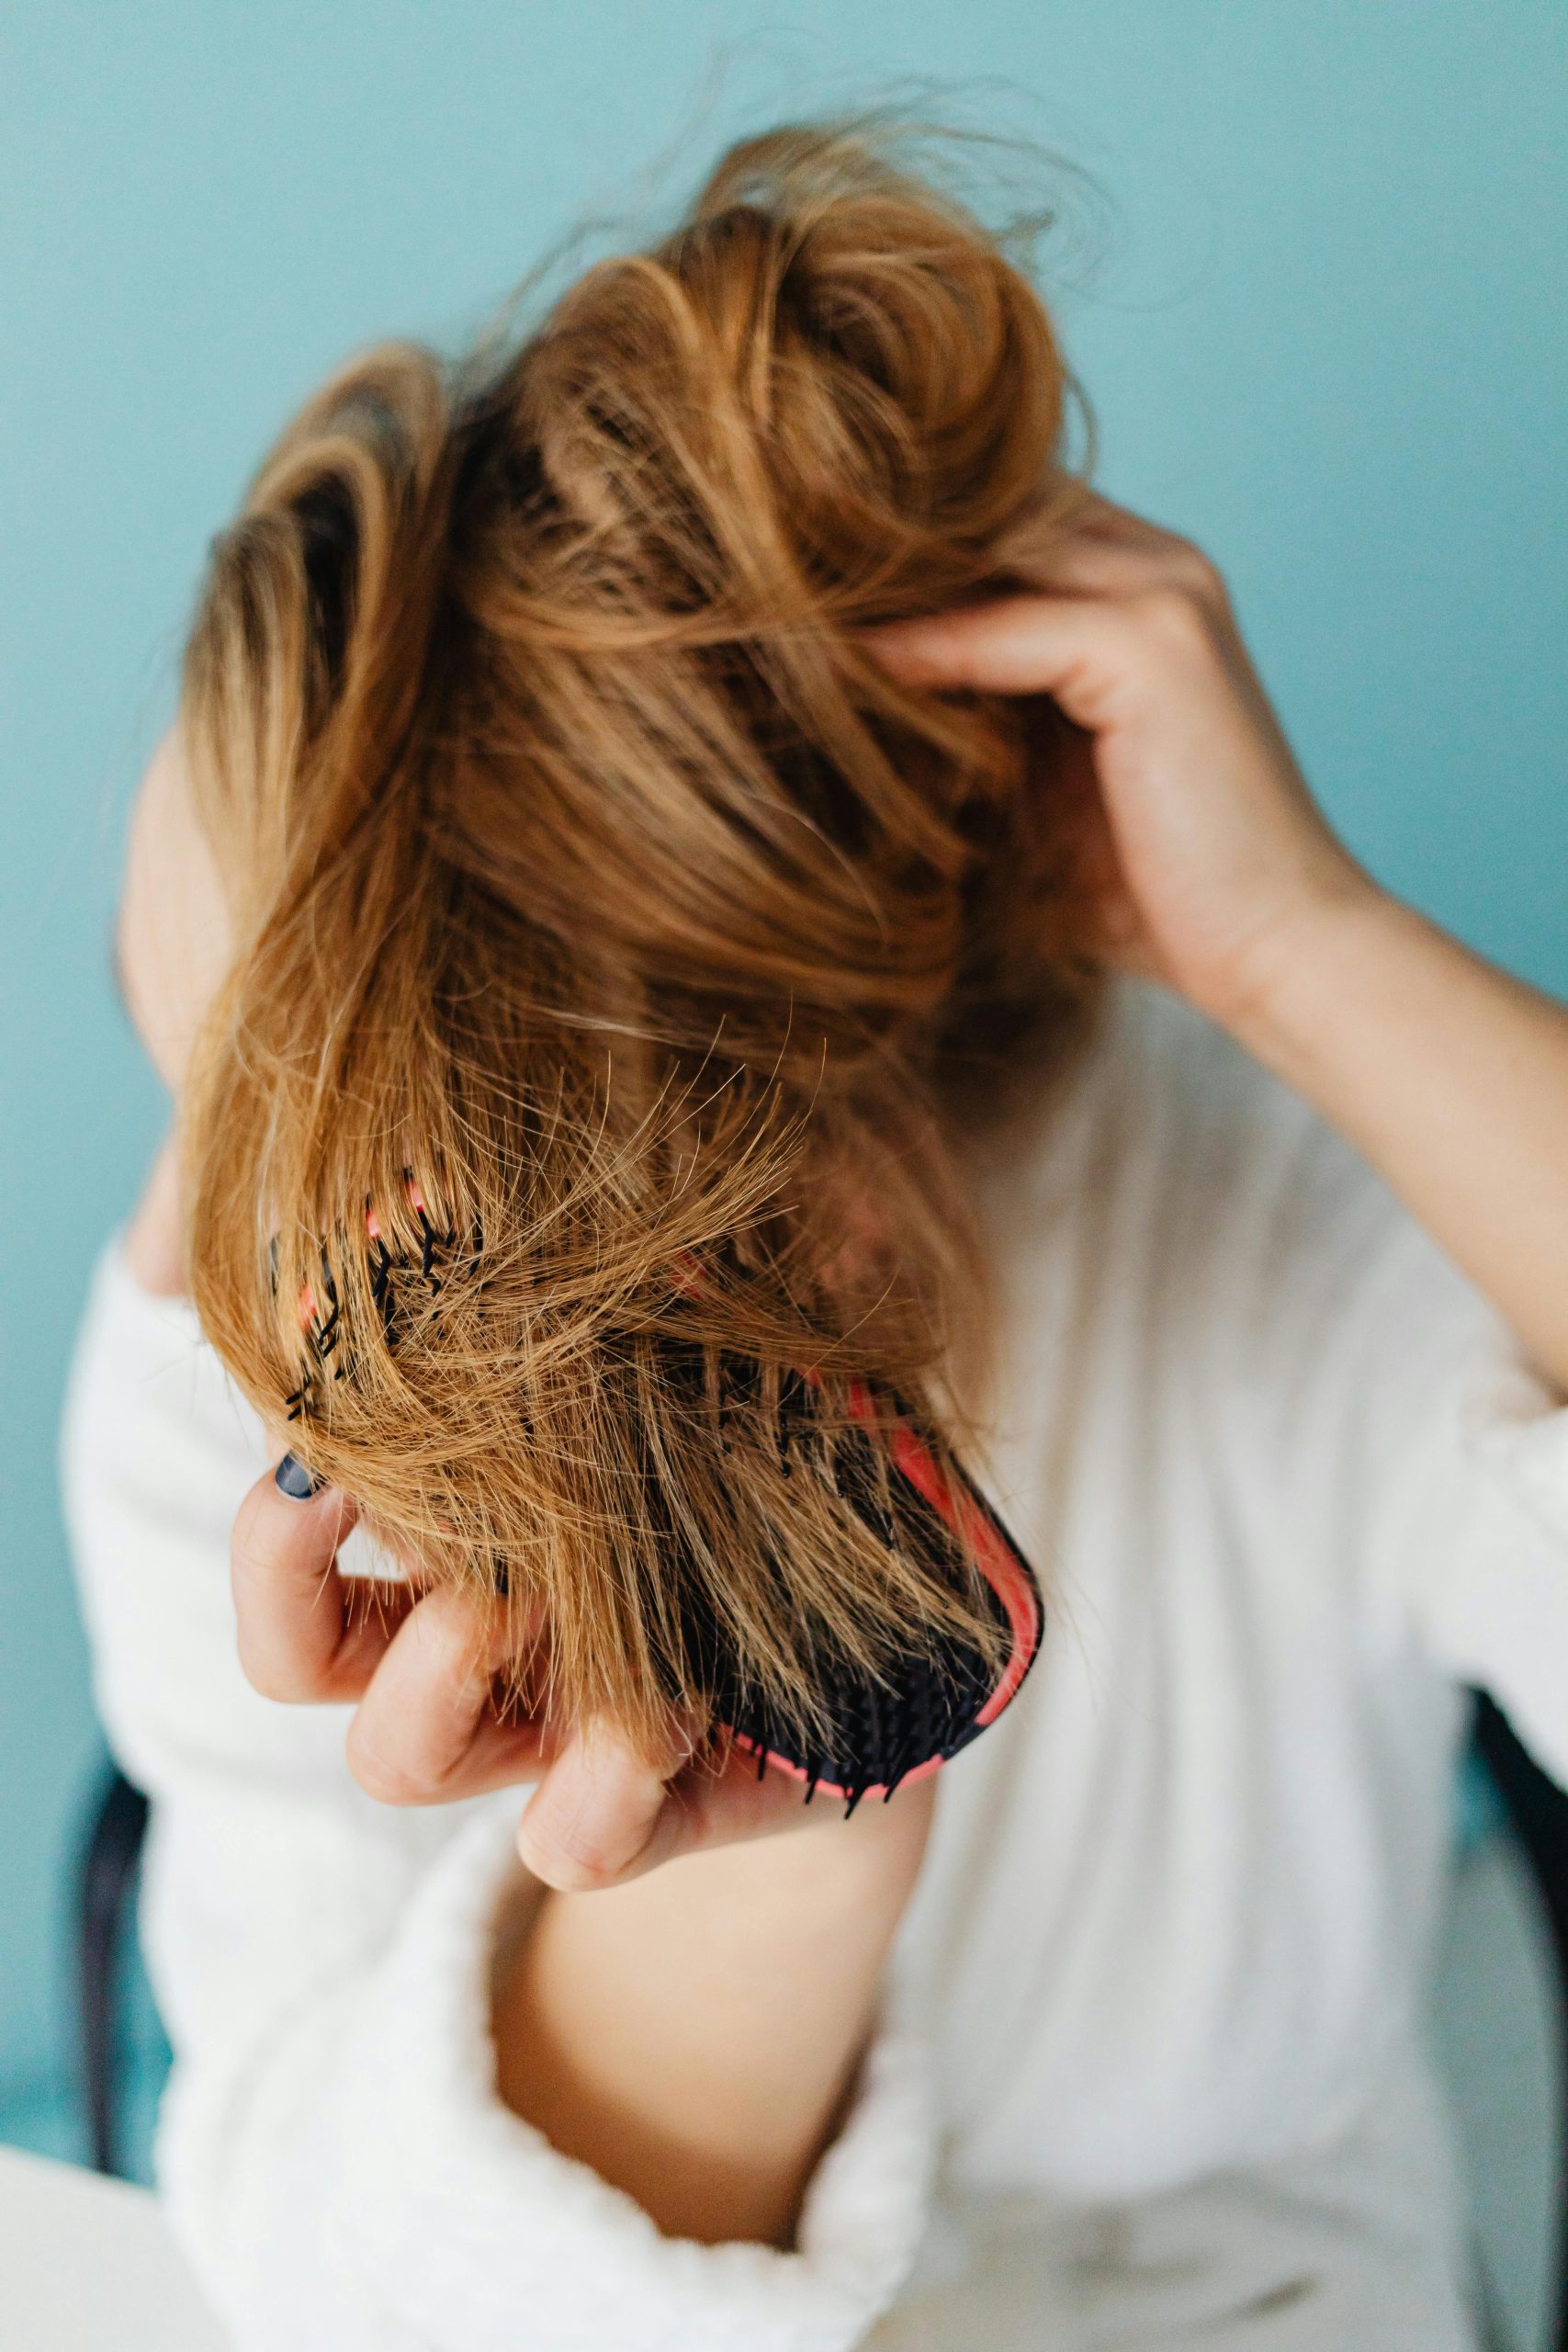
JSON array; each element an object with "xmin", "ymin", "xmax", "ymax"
[{"xmin": 61, "ymin": 982, "xmax": 1568, "ymax": 2351}]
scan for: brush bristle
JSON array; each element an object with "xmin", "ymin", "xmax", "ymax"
[{"xmin": 693, "ymin": 1384, "xmax": 1042, "ymax": 1811}]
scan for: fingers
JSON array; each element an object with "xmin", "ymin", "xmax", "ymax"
[
  {"xmin": 235, "ymin": 1451, "xmax": 908, "ymax": 1885},
  {"xmin": 997, "ymin": 488, "xmax": 1226, "ymax": 604},
  {"xmin": 344, "ymin": 1582, "xmax": 550, "ymax": 1806},
  {"xmin": 234, "ymin": 1459, "xmax": 925, "ymax": 1889},
  {"xmin": 231, "ymin": 1459, "xmax": 407, "ymax": 1703},
  {"xmin": 516, "ymin": 1718, "xmax": 845, "ymax": 1894},
  {"xmin": 517, "ymin": 1714, "xmax": 694, "ymax": 1893},
  {"xmin": 234, "ymin": 1454, "xmax": 551, "ymax": 1809},
  {"xmin": 863, "ymin": 488, "xmax": 1227, "ymax": 701},
  {"xmin": 864, "ymin": 593, "xmax": 1138, "ymax": 722}
]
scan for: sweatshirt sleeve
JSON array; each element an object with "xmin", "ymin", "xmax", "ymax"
[
  {"xmin": 60, "ymin": 1238, "xmax": 937, "ymax": 2352},
  {"xmin": 1174, "ymin": 997, "xmax": 1568, "ymax": 1795},
  {"xmin": 1367, "ymin": 1251, "xmax": 1568, "ymax": 1792}
]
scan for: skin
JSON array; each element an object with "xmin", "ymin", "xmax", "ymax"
[{"xmin": 118, "ymin": 492, "xmax": 1568, "ymax": 2247}]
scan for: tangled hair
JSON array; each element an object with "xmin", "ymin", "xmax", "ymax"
[{"xmin": 179, "ymin": 122, "xmax": 1103, "ymax": 1762}]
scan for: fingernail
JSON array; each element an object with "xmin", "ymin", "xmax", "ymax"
[{"xmin": 275, "ymin": 1452, "xmax": 328, "ymax": 1501}]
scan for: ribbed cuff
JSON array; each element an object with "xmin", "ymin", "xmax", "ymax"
[{"xmin": 322, "ymin": 1807, "xmax": 937, "ymax": 2352}]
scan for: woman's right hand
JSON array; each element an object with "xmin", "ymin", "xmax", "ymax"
[
  {"xmin": 229, "ymin": 1451, "xmax": 920, "ymax": 1892},
  {"xmin": 234, "ymin": 1449, "xmax": 937, "ymax": 2246}
]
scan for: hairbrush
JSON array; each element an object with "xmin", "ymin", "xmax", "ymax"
[
  {"xmin": 692, "ymin": 1374, "xmax": 1043, "ymax": 1815},
  {"xmin": 279, "ymin": 1192, "xmax": 1043, "ymax": 1813}
]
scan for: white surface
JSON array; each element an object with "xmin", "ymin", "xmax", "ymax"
[{"xmin": 0, "ymin": 2144, "xmax": 225, "ymax": 2351}]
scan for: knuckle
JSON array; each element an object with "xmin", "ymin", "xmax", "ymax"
[
  {"xmin": 233, "ymin": 1624, "xmax": 313, "ymax": 1705},
  {"xmin": 413, "ymin": 1582, "xmax": 489, "ymax": 1676},
  {"xmin": 1134, "ymin": 583, "xmax": 1213, "ymax": 650},
  {"xmin": 345, "ymin": 1719, "xmax": 435, "ymax": 1807},
  {"xmin": 1182, "ymin": 550, "xmax": 1229, "ymax": 610},
  {"xmin": 237, "ymin": 1653, "xmax": 300, "ymax": 1705},
  {"xmin": 1163, "ymin": 539, "xmax": 1228, "ymax": 613},
  {"xmin": 1160, "ymin": 531, "xmax": 1220, "ymax": 583},
  {"xmin": 518, "ymin": 1825, "xmax": 620, "ymax": 1893},
  {"xmin": 518, "ymin": 1802, "xmax": 643, "ymax": 1894},
  {"xmin": 531, "ymin": 1848, "xmax": 621, "ymax": 1894}
]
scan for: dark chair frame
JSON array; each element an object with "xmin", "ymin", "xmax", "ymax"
[
  {"xmin": 75, "ymin": 1763, "xmax": 150, "ymax": 2179},
  {"xmin": 1472, "ymin": 1692, "xmax": 1568, "ymax": 2349},
  {"xmin": 76, "ymin": 1702, "xmax": 1568, "ymax": 2340}
]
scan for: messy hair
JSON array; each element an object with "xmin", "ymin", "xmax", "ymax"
[{"xmin": 178, "ymin": 121, "xmax": 1100, "ymax": 1762}]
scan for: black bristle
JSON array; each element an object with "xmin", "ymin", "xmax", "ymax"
[
  {"xmin": 683, "ymin": 1379, "xmax": 1042, "ymax": 1812},
  {"xmin": 609, "ymin": 1341, "xmax": 1042, "ymax": 1821}
]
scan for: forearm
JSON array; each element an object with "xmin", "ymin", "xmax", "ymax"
[
  {"xmin": 493, "ymin": 1778, "xmax": 935, "ymax": 2249},
  {"xmin": 1235, "ymin": 884, "xmax": 1568, "ymax": 1391}
]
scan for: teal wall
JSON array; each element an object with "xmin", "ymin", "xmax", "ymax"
[{"xmin": 3, "ymin": 3, "xmax": 1564, "ymax": 2131}]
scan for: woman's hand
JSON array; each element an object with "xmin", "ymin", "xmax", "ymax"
[
  {"xmin": 229, "ymin": 1449, "xmax": 920, "ymax": 1893},
  {"xmin": 233, "ymin": 1450, "xmax": 937, "ymax": 2245},
  {"xmin": 867, "ymin": 491, "xmax": 1377, "ymax": 1033},
  {"xmin": 871, "ymin": 492, "xmax": 1568, "ymax": 1396}
]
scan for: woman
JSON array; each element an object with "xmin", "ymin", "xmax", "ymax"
[{"xmin": 64, "ymin": 123, "xmax": 1568, "ymax": 2348}]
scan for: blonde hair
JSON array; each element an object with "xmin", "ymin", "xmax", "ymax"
[{"xmin": 178, "ymin": 122, "xmax": 1100, "ymax": 1760}]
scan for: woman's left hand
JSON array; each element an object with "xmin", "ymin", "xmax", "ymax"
[
  {"xmin": 871, "ymin": 492, "xmax": 1568, "ymax": 1397},
  {"xmin": 865, "ymin": 491, "xmax": 1377, "ymax": 1033}
]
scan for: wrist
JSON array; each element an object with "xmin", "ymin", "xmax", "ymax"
[{"xmin": 1208, "ymin": 866, "xmax": 1406, "ymax": 1080}]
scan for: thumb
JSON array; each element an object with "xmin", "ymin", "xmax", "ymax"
[{"xmin": 516, "ymin": 1714, "xmax": 697, "ymax": 1894}]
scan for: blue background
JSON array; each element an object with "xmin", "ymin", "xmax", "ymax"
[{"xmin": 2, "ymin": 2, "xmax": 1564, "ymax": 2153}]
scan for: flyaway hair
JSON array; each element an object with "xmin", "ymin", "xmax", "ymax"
[{"xmin": 177, "ymin": 120, "xmax": 1101, "ymax": 1763}]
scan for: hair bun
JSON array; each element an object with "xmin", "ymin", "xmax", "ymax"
[{"xmin": 682, "ymin": 124, "xmax": 1066, "ymax": 606}]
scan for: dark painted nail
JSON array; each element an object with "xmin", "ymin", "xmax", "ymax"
[{"xmin": 275, "ymin": 1452, "xmax": 327, "ymax": 1501}]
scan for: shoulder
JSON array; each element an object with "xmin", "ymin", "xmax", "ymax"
[
  {"xmin": 1010, "ymin": 979, "xmax": 1484, "ymax": 1386},
  {"xmin": 1100, "ymin": 978, "xmax": 1330, "ymax": 1184},
  {"xmin": 1028, "ymin": 978, "xmax": 1387, "ymax": 1273},
  {"xmin": 1100, "ymin": 987, "xmax": 1504, "ymax": 1478}
]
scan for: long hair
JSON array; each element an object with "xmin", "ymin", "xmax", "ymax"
[{"xmin": 178, "ymin": 122, "xmax": 1101, "ymax": 1761}]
